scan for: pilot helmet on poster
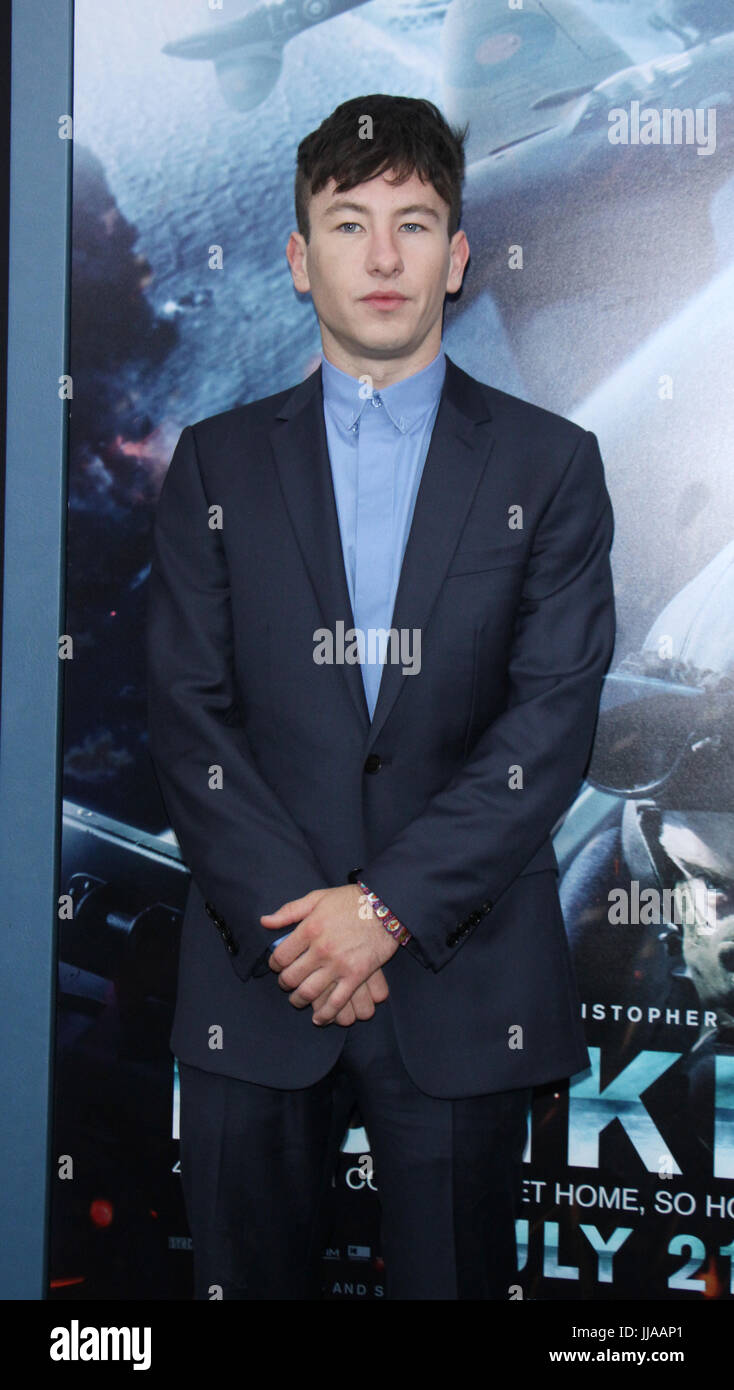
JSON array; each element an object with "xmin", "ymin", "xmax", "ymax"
[{"xmin": 588, "ymin": 539, "xmax": 734, "ymax": 1014}]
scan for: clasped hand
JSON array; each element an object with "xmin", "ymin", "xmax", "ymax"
[{"xmin": 261, "ymin": 884, "xmax": 398, "ymax": 1027}]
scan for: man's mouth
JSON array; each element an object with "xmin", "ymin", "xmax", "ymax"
[{"xmin": 361, "ymin": 293, "xmax": 408, "ymax": 309}]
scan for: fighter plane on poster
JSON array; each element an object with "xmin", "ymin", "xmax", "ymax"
[{"xmin": 162, "ymin": 0, "xmax": 632, "ymax": 148}]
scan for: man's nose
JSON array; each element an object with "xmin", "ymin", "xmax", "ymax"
[{"xmin": 364, "ymin": 233, "xmax": 404, "ymax": 276}]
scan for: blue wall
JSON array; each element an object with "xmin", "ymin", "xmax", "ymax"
[{"xmin": 0, "ymin": 0, "xmax": 73, "ymax": 1299}]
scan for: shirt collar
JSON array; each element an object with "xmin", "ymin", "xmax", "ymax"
[{"xmin": 321, "ymin": 346, "xmax": 446, "ymax": 435}]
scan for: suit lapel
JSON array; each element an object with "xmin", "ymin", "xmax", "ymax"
[
  {"xmin": 367, "ymin": 356, "xmax": 496, "ymax": 748},
  {"xmin": 269, "ymin": 366, "xmax": 370, "ymax": 731},
  {"xmin": 268, "ymin": 353, "xmax": 496, "ymax": 748}
]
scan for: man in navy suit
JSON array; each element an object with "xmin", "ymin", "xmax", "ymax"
[{"xmin": 146, "ymin": 94, "xmax": 616, "ymax": 1300}]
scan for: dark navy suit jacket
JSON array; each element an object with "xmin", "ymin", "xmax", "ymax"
[{"xmin": 146, "ymin": 354, "xmax": 615, "ymax": 1097}]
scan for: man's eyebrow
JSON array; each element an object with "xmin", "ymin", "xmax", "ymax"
[
  {"xmin": 322, "ymin": 199, "xmax": 441, "ymax": 221},
  {"xmin": 665, "ymin": 850, "xmax": 728, "ymax": 884}
]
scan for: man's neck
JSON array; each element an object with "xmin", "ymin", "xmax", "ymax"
[{"xmin": 320, "ymin": 335, "xmax": 443, "ymax": 390}]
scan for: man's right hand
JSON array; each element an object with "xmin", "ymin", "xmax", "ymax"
[{"xmin": 331, "ymin": 966, "xmax": 389, "ymax": 1027}]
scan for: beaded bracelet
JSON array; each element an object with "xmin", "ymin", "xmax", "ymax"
[{"xmin": 357, "ymin": 879, "xmax": 412, "ymax": 947}]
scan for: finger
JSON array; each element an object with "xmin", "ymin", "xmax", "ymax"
[
  {"xmin": 307, "ymin": 964, "xmax": 389, "ymax": 1018},
  {"xmin": 312, "ymin": 977, "xmax": 359, "ymax": 1025},
  {"xmin": 334, "ymin": 1001, "xmax": 357, "ymax": 1027},
  {"xmin": 260, "ymin": 890, "xmax": 324, "ymax": 924},
  {"xmin": 349, "ymin": 983, "xmax": 376, "ymax": 1021},
  {"xmin": 366, "ymin": 969, "xmax": 389, "ymax": 1004},
  {"xmin": 276, "ymin": 942, "xmax": 333, "ymax": 990},
  {"xmin": 312, "ymin": 979, "xmax": 342, "ymax": 1025},
  {"xmin": 286, "ymin": 969, "xmax": 334, "ymax": 1008},
  {"xmin": 272, "ymin": 934, "xmax": 326, "ymax": 978},
  {"xmin": 268, "ymin": 925, "xmax": 311, "ymax": 972}
]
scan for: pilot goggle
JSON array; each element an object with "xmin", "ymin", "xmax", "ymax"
[{"xmin": 587, "ymin": 673, "xmax": 734, "ymax": 809}]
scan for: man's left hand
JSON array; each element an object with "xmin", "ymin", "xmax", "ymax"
[{"xmin": 261, "ymin": 884, "xmax": 400, "ymax": 1025}]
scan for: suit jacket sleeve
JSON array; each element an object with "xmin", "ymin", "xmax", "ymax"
[
  {"xmin": 357, "ymin": 427, "xmax": 616, "ymax": 973},
  {"xmin": 146, "ymin": 424, "xmax": 332, "ymax": 982}
]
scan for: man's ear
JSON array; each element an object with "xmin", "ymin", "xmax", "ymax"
[
  {"xmin": 286, "ymin": 230, "xmax": 310, "ymax": 294},
  {"xmin": 447, "ymin": 229, "xmax": 470, "ymax": 295}
]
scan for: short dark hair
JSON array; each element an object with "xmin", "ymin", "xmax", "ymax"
[{"xmin": 295, "ymin": 94, "xmax": 468, "ymax": 243}]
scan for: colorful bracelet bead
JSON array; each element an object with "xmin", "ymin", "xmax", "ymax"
[{"xmin": 357, "ymin": 879, "xmax": 412, "ymax": 946}]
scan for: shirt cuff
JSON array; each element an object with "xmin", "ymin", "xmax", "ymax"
[{"xmin": 267, "ymin": 930, "xmax": 293, "ymax": 951}]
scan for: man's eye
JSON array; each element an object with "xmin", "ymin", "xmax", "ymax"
[
  {"xmin": 334, "ymin": 222, "xmax": 425, "ymax": 232},
  {"xmin": 706, "ymin": 883, "xmax": 734, "ymax": 919}
]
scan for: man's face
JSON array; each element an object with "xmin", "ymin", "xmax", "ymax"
[
  {"xmin": 287, "ymin": 168, "xmax": 469, "ymax": 368},
  {"xmin": 660, "ymin": 811, "xmax": 734, "ymax": 1024}
]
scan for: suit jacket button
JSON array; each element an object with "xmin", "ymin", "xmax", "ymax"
[
  {"xmin": 347, "ymin": 867, "xmax": 363, "ymax": 884},
  {"xmin": 469, "ymin": 911, "xmax": 482, "ymax": 925},
  {"xmin": 364, "ymin": 754, "xmax": 382, "ymax": 774},
  {"xmin": 446, "ymin": 932, "xmax": 458, "ymax": 947},
  {"xmin": 482, "ymin": 901, "xmax": 493, "ymax": 914}
]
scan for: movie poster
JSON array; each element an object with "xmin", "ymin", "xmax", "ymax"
[{"xmin": 50, "ymin": 0, "xmax": 734, "ymax": 1300}]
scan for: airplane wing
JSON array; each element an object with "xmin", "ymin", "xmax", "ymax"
[{"xmin": 441, "ymin": 0, "xmax": 634, "ymax": 159}]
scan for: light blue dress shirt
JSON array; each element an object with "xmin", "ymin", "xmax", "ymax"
[{"xmin": 321, "ymin": 345, "xmax": 447, "ymax": 719}]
